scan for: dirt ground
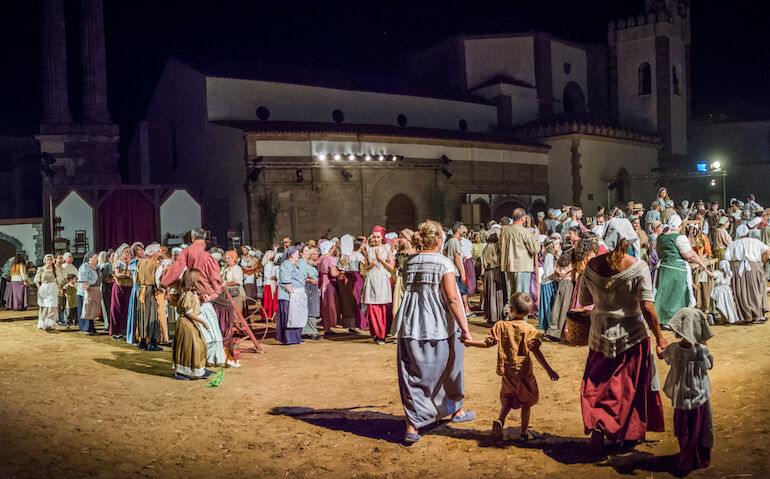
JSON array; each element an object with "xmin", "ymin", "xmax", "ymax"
[{"xmin": 0, "ymin": 304, "xmax": 768, "ymax": 479}]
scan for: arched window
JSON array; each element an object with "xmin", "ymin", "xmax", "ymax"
[
  {"xmin": 562, "ymin": 82, "xmax": 585, "ymax": 114},
  {"xmin": 638, "ymin": 63, "xmax": 652, "ymax": 95}
]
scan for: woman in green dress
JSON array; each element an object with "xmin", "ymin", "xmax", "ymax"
[{"xmin": 654, "ymin": 215, "xmax": 714, "ymax": 325}]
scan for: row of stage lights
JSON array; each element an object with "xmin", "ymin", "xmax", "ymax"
[{"xmin": 317, "ymin": 153, "xmax": 403, "ymax": 162}]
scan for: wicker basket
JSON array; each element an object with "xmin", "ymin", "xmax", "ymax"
[{"xmin": 565, "ymin": 309, "xmax": 591, "ymax": 346}]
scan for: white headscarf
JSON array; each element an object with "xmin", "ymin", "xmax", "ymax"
[
  {"xmin": 719, "ymin": 259, "xmax": 732, "ymax": 276},
  {"xmin": 667, "ymin": 214, "xmax": 683, "ymax": 231},
  {"xmin": 602, "ymin": 218, "xmax": 640, "ymax": 256},
  {"xmin": 144, "ymin": 243, "xmax": 162, "ymax": 256},
  {"xmin": 319, "ymin": 240, "xmax": 334, "ymax": 256},
  {"xmin": 211, "ymin": 252, "xmax": 223, "ymax": 262},
  {"xmin": 171, "ymin": 247, "xmax": 182, "ymax": 255},
  {"xmin": 384, "ymin": 232, "xmax": 397, "ymax": 241},
  {"xmin": 736, "ymin": 224, "xmax": 749, "ymax": 238},
  {"xmin": 488, "ymin": 224, "xmax": 501, "ymax": 237},
  {"xmin": 262, "ymin": 250, "xmax": 275, "ymax": 266},
  {"xmin": 340, "ymin": 234, "xmax": 354, "ymax": 256}
]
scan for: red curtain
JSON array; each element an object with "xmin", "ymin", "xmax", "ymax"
[{"xmin": 98, "ymin": 190, "xmax": 156, "ymax": 250}]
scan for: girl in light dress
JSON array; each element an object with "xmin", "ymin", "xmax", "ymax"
[{"xmin": 710, "ymin": 260, "xmax": 739, "ymax": 324}]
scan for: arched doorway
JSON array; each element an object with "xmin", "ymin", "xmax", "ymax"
[
  {"xmin": 474, "ymin": 199, "xmax": 491, "ymax": 225},
  {"xmin": 385, "ymin": 194, "xmax": 416, "ymax": 233},
  {"xmin": 493, "ymin": 200, "xmax": 525, "ymax": 220},
  {"xmin": 531, "ymin": 200, "xmax": 547, "ymax": 218},
  {"xmin": 562, "ymin": 82, "xmax": 586, "ymax": 114},
  {"xmin": 0, "ymin": 238, "xmax": 18, "ymax": 264}
]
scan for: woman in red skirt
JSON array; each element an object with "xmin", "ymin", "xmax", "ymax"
[
  {"xmin": 261, "ymin": 250, "xmax": 278, "ymax": 319},
  {"xmin": 578, "ymin": 218, "xmax": 668, "ymax": 450}
]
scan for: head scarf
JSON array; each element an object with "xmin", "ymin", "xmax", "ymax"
[
  {"xmin": 718, "ymin": 216, "xmax": 729, "ymax": 226},
  {"xmin": 286, "ymin": 245, "xmax": 301, "ymax": 258},
  {"xmin": 372, "ymin": 225, "xmax": 386, "ymax": 237},
  {"xmin": 668, "ymin": 308, "xmax": 714, "ymax": 346},
  {"xmin": 719, "ymin": 259, "xmax": 732, "ymax": 276},
  {"xmin": 262, "ymin": 250, "xmax": 275, "ymax": 266},
  {"xmin": 171, "ymin": 247, "xmax": 182, "ymax": 255},
  {"xmin": 736, "ymin": 224, "xmax": 749, "ymax": 238},
  {"xmin": 650, "ymin": 220, "xmax": 662, "ymax": 231},
  {"xmin": 748, "ymin": 217, "xmax": 762, "ymax": 228},
  {"xmin": 602, "ymin": 218, "xmax": 640, "ymax": 255},
  {"xmin": 250, "ymin": 249, "xmax": 260, "ymax": 258},
  {"xmin": 667, "ymin": 214, "xmax": 683, "ymax": 231},
  {"xmin": 62, "ymin": 252, "xmax": 72, "ymax": 260},
  {"xmin": 144, "ymin": 243, "xmax": 161, "ymax": 256},
  {"xmin": 180, "ymin": 243, "xmax": 189, "ymax": 249},
  {"xmin": 113, "ymin": 243, "xmax": 129, "ymax": 265},
  {"xmin": 488, "ymin": 224, "xmax": 501, "ymax": 237},
  {"xmin": 211, "ymin": 252, "xmax": 223, "ymax": 262},
  {"xmin": 44, "ymin": 253, "xmax": 54, "ymax": 262},
  {"xmin": 84, "ymin": 251, "xmax": 97, "ymax": 262},
  {"xmin": 340, "ymin": 235, "xmax": 354, "ymax": 256},
  {"xmin": 319, "ymin": 240, "xmax": 334, "ymax": 256},
  {"xmin": 384, "ymin": 232, "xmax": 397, "ymax": 241},
  {"xmin": 225, "ymin": 250, "xmax": 238, "ymax": 263}
]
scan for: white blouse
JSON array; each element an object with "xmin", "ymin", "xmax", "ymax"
[
  {"xmin": 263, "ymin": 262, "xmax": 278, "ymax": 288},
  {"xmin": 541, "ymin": 253, "xmax": 555, "ymax": 285},
  {"xmin": 662, "ymin": 343, "xmax": 713, "ymax": 410},
  {"xmin": 724, "ymin": 237, "xmax": 769, "ymax": 263}
]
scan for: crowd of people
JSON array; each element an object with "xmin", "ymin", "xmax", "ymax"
[{"xmin": 2, "ymin": 186, "xmax": 768, "ymax": 474}]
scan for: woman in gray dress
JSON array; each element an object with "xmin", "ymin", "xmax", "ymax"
[{"xmin": 393, "ymin": 220, "xmax": 475, "ymax": 444}]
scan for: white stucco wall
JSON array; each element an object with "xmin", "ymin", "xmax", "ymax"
[
  {"xmin": 0, "ymin": 223, "xmax": 42, "ymax": 264},
  {"xmin": 543, "ymin": 138, "xmax": 575, "ymax": 208},
  {"xmin": 615, "ymin": 36, "xmax": 658, "ymax": 134},
  {"xmin": 577, "ymin": 138, "xmax": 659, "ymax": 212},
  {"xmin": 550, "ymin": 40, "xmax": 588, "ymax": 114},
  {"xmin": 463, "ymin": 36, "xmax": 536, "ymax": 90},
  {"xmin": 55, "ymin": 191, "xmax": 94, "ymax": 253},
  {"xmin": 206, "ymin": 78, "xmax": 498, "ymax": 134}
]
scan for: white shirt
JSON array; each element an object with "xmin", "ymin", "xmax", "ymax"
[
  {"xmin": 662, "ymin": 343, "xmax": 713, "ymax": 410},
  {"xmin": 541, "ymin": 253, "xmax": 555, "ymax": 285},
  {"xmin": 723, "ymin": 237, "xmax": 769, "ymax": 263}
]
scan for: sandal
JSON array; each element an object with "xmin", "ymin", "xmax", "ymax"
[
  {"xmin": 404, "ymin": 432, "xmax": 421, "ymax": 444},
  {"xmin": 519, "ymin": 430, "xmax": 536, "ymax": 441},
  {"xmin": 451, "ymin": 410, "xmax": 476, "ymax": 423}
]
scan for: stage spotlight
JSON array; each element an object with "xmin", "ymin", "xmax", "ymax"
[
  {"xmin": 318, "ymin": 154, "xmax": 327, "ymax": 161},
  {"xmin": 441, "ymin": 167, "xmax": 452, "ymax": 179},
  {"xmin": 364, "ymin": 155, "xmax": 371, "ymax": 161},
  {"xmin": 348, "ymin": 154, "xmax": 356, "ymax": 161},
  {"xmin": 378, "ymin": 155, "xmax": 384, "ymax": 161},
  {"xmin": 441, "ymin": 154, "xmax": 452, "ymax": 165},
  {"xmin": 391, "ymin": 155, "xmax": 398, "ymax": 161},
  {"xmin": 333, "ymin": 154, "xmax": 341, "ymax": 161},
  {"xmin": 341, "ymin": 169, "xmax": 353, "ymax": 182},
  {"xmin": 296, "ymin": 168, "xmax": 304, "ymax": 183}
]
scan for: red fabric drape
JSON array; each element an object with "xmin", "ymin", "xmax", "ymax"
[{"xmin": 98, "ymin": 190, "xmax": 156, "ymax": 250}]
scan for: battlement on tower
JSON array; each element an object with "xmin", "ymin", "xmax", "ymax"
[{"xmin": 608, "ymin": 10, "xmax": 689, "ymax": 45}]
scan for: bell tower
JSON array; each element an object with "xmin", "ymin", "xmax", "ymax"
[{"xmin": 608, "ymin": 0, "xmax": 691, "ymax": 164}]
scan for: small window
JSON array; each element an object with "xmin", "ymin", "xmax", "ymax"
[
  {"xmin": 458, "ymin": 119, "xmax": 468, "ymax": 131},
  {"xmin": 332, "ymin": 109, "xmax": 345, "ymax": 123},
  {"xmin": 638, "ymin": 63, "xmax": 651, "ymax": 95},
  {"xmin": 256, "ymin": 106, "xmax": 270, "ymax": 120},
  {"xmin": 397, "ymin": 114, "xmax": 407, "ymax": 126},
  {"xmin": 672, "ymin": 66, "xmax": 681, "ymax": 95},
  {"xmin": 563, "ymin": 62, "xmax": 571, "ymax": 74}
]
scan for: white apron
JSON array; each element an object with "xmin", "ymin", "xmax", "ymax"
[
  {"xmin": 37, "ymin": 282, "xmax": 59, "ymax": 308},
  {"xmin": 287, "ymin": 289, "xmax": 308, "ymax": 328}
]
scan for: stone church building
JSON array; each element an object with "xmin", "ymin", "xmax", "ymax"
[{"xmin": 130, "ymin": 0, "xmax": 690, "ymax": 245}]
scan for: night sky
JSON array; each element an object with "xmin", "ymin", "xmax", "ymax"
[{"xmin": 1, "ymin": 0, "xmax": 768, "ymax": 143}]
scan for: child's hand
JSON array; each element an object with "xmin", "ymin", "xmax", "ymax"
[
  {"xmin": 548, "ymin": 369, "xmax": 559, "ymax": 381},
  {"xmin": 655, "ymin": 345, "xmax": 665, "ymax": 359}
]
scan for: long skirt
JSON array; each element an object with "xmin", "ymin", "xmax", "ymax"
[
  {"xmin": 546, "ymin": 279, "xmax": 574, "ymax": 339},
  {"xmin": 398, "ymin": 331, "xmax": 465, "ymax": 428},
  {"xmin": 101, "ymin": 281, "xmax": 113, "ymax": 327},
  {"xmin": 483, "ymin": 267, "xmax": 505, "ymax": 323},
  {"xmin": 199, "ymin": 302, "xmax": 226, "ymax": 366},
  {"xmin": 37, "ymin": 282, "xmax": 59, "ymax": 331},
  {"xmin": 263, "ymin": 284, "xmax": 278, "ymax": 319},
  {"xmin": 730, "ymin": 261, "xmax": 769, "ymax": 323},
  {"xmin": 367, "ymin": 303, "xmax": 392, "ymax": 340},
  {"xmin": 538, "ymin": 281, "xmax": 558, "ymax": 331},
  {"xmin": 654, "ymin": 263, "xmax": 691, "ymax": 325},
  {"xmin": 275, "ymin": 299, "xmax": 302, "ymax": 344},
  {"xmin": 320, "ymin": 283, "xmax": 339, "ymax": 333},
  {"xmin": 156, "ymin": 290, "xmax": 169, "ymax": 342},
  {"xmin": 338, "ymin": 271, "xmax": 365, "ymax": 329},
  {"xmin": 6, "ymin": 281, "xmax": 27, "ymax": 309},
  {"xmin": 673, "ymin": 402, "xmax": 713, "ymax": 472},
  {"xmin": 109, "ymin": 282, "xmax": 131, "ymax": 336},
  {"xmin": 392, "ymin": 274, "xmax": 406, "ymax": 317},
  {"xmin": 172, "ymin": 315, "xmax": 208, "ymax": 378},
  {"xmin": 135, "ymin": 285, "xmax": 161, "ymax": 341},
  {"xmin": 213, "ymin": 291, "xmax": 239, "ymax": 361},
  {"xmin": 464, "ymin": 258, "xmax": 476, "ymax": 296},
  {"xmin": 80, "ymin": 286, "xmax": 102, "ymax": 332},
  {"xmin": 126, "ymin": 284, "xmax": 139, "ymax": 344},
  {"xmin": 306, "ymin": 282, "xmax": 321, "ymax": 318},
  {"xmin": 581, "ymin": 339, "xmax": 665, "ymax": 443}
]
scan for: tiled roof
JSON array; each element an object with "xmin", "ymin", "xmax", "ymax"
[
  {"xmin": 514, "ymin": 113, "xmax": 659, "ymax": 144},
  {"xmin": 213, "ymin": 120, "xmax": 549, "ymax": 150}
]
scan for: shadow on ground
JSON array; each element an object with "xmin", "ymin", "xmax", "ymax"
[
  {"xmin": 93, "ymin": 349, "xmax": 172, "ymax": 377},
  {"xmin": 272, "ymin": 406, "xmax": 684, "ymax": 476}
]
